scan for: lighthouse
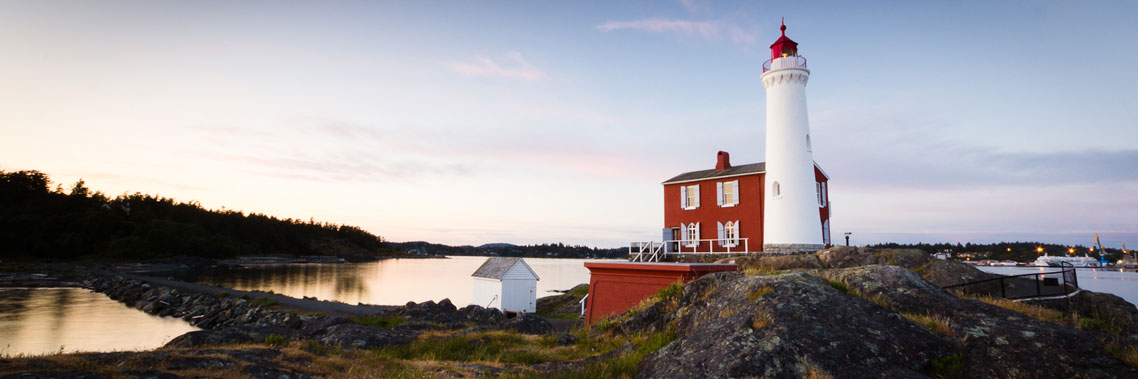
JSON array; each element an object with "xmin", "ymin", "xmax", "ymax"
[{"xmin": 761, "ymin": 20, "xmax": 825, "ymax": 253}]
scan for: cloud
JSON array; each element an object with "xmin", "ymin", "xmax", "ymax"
[
  {"xmin": 449, "ymin": 52, "xmax": 545, "ymax": 81},
  {"xmin": 595, "ymin": 18, "xmax": 757, "ymax": 44},
  {"xmin": 679, "ymin": 0, "xmax": 706, "ymax": 13}
]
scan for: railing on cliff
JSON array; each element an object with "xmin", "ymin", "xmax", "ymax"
[
  {"xmin": 762, "ymin": 56, "xmax": 808, "ymax": 73},
  {"xmin": 941, "ymin": 263, "xmax": 1079, "ymax": 301}
]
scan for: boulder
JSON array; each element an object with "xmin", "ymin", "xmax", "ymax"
[
  {"xmin": 163, "ymin": 326, "xmax": 296, "ymax": 349},
  {"xmin": 509, "ymin": 314, "xmax": 552, "ymax": 335},
  {"xmin": 316, "ymin": 324, "xmax": 418, "ymax": 349},
  {"xmin": 635, "ymin": 272, "xmax": 953, "ymax": 378}
]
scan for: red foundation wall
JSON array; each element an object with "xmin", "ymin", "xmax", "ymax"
[{"xmin": 583, "ymin": 262, "xmax": 738, "ymax": 324}]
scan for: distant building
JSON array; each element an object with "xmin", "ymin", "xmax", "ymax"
[
  {"xmin": 933, "ymin": 252, "xmax": 951, "ymax": 260},
  {"xmin": 471, "ymin": 257, "xmax": 539, "ymax": 313}
]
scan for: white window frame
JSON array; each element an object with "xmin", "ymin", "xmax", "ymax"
[
  {"xmin": 717, "ymin": 180, "xmax": 739, "ymax": 207},
  {"xmin": 718, "ymin": 220, "xmax": 740, "ymax": 248},
  {"xmin": 685, "ymin": 222, "xmax": 700, "ymax": 248},
  {"xmin": 681, "ymin": 184, "xmax": 700, "ymax": 210}
]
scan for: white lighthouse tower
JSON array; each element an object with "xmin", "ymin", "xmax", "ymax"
[{"xmin": 761, "ymin": 20, "xmax": 825, "ymax": 253}]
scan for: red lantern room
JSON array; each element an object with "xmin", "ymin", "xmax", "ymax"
[{"xmin": 769, "ymin": 18, "xmax": 798, "ymax": 61}]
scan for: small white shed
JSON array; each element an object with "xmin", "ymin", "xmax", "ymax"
[{"xmin": 471, "ymin": 257, "xmax": 540, "ymax": 313}]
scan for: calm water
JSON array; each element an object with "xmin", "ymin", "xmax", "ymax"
[
  {"xmin": 977, "ymin": 266, "xmax": 1138, "ymax": 306},
  {"xmin": 182, "ymin": 256, "xmax": 605, "ymax": 307},
  {"xmin": 0, "ymin": 287, "xmax": 199, "ymax": 356}
]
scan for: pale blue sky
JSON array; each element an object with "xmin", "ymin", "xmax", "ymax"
[{"xmin": 2, "ymin": 1, "xmax": 1136, "ymax": 248}]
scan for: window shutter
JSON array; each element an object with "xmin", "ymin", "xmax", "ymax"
[
  {"xmin": 731, "ymin": 181, "xmax": 740, "ymax": 205},
  {"xmin": 734, "ymin": 220, "xmax": 741, "ymax": 246},
  {"xmin": 693, "ymin": 185, "xmax": 700, "ymax": 208},
  {"xmin": 716, "ymin": 182, "xmax": 724, "ymax": 206},
  {"xmin": 679, "ymin": 223, "xmax": 687, "ymax": 244},
  {"xmin": 680, "ymin": 186, "xmax": 688, "ymax": 209},
  {"xmin": 717, "ymin": 222, "xmax": 724, "ymax": 247}
]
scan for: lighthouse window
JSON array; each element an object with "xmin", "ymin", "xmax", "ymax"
[
  {"xmin": 806, "ymin": 134, "xmax": 812, "ymax": 152},
  {"xmin": 772, "ymin": 181, "xmax": 781, "ymax": 198}
]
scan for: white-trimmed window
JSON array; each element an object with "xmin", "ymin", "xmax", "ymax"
[
  {"xmin": 717, "ymin": 180, "xmax": 739, "ymax": 207},
  {"xmin": 682, "ymin": 222, "xmax": 700, "ymax": 248},
  {"xmin": 717, "ymin": 220, "xmax": 740, "ymax": 248},
  {"xmin": 817, "ymin": 182, "xmax": 827, "ymax": 207},
  {"xmin": 680, "ymin": 184, "xmax": 700, "ymax": 210}
]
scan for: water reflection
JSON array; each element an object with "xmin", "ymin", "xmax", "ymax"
[
  {"xmin": 0, "ymin": 288, "xmax": 199, "ymax": 356},
  {"xmin": 184, "ymin": 256, "xmax": 605, "ymax": 306}
]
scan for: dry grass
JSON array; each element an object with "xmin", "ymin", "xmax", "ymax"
[
  {"xmin": 975, "ymin": 296, "xmax": 1066, "ymax": 325},
  {"xmin": 751, "ymin": 313, "xmax": 773, "ymax": 330},
  {"xmin": 748, "ymin": 286, "xmax": 773, "ymax": 302},
  {"xmin": 901, "ymin": 312, "xmax": 954, "ymax": 338},
  {"xmin": 744, "ymin": 266, "xmax": 784, "ymax": 276},
  {"xmin": 798, "ymin": 356, "xmax": 834, "ymax": 379}
]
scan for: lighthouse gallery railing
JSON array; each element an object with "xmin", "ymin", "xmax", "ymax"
[{"xmin": 762, "ymin": 56, "xmax": 807, "ymax": 73}]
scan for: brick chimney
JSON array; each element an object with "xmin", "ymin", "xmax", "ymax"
[{"xmin": 715, "ymin": 151, "xmax": 731, "ymax": 171}]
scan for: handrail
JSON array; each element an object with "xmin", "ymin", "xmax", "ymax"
[
  {"xmin": 579, "ymin": 294, "xmax": 588, "ymax": 316},
  {"xmin": 762, "ymin": 56, "xmax": 807, "ymax": 73},
  {"xmin": 941, "ymin": 264, "xmax": 1079, "ymax": 301}
]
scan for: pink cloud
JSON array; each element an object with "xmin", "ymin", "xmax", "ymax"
[
  {"xmin": 449, "ymin": 51, "xmax": 545, "ymax": 81},
  {"xmin": 595, "ymin": 18, "xmax": 756, "ymax": 45}
]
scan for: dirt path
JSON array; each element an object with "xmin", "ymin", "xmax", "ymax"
[{"xmin": 89, "ymin": 268, "xmax": 396, "ymax": 317}]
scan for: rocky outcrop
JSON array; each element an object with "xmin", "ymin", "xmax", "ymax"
[
  {"xmin": 536, "ymin": 283, "xmax": 588, "ymax": 317},
  {"xmin": 721, "ymin": 246, "xmax": 934, "ymax": 273},
  {"xmin": 634, "ymin": 271, "xmax": 954, "ymax": 378},
  {"xmin": 621, "ymin": 265, "xmax": 1136, "ymax": 378},
  {"xmin": 1028, "ymin": 290, "xmax": 1138, "ymax": 336},
  {"xmin": 85, "ymin": 277, "xmax": 303, "ymax": 330}
]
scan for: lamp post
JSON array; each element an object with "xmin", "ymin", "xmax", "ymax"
[{"xmin": 843, "ymin": 232, "xmax": 852, "ymax": 247}]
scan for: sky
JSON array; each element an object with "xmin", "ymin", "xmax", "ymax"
[{"xmin": 2, "ymin": 1, "xmax": 1136, "ymax": 249}]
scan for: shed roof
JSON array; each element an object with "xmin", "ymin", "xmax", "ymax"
[{"xmin": 471, "ymin": 257, "xmax": 540, "ymax": 280}]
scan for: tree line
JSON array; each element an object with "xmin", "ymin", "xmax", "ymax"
[
  {"xmin": 390, "ymin": 241, "xmax": 626, "ymax": 259},
  {"xmin": 0, "ymin": 170, "xmax": 395, "ymax": 262},
  {"xmin": 869, "ymin": 241, "xmax": 1130, "ymax": 263}
]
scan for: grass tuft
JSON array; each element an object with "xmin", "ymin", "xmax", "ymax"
[
  {"xmin": 1105, "ymin": 344, "xmax": 1138, "ymax": 368},
  {"xmin": 1079, "ymin": 317, "xmax": 1124, "ymax": 335},
  {"xmin": 927, "ymin": 353, "xmax": 963, "ymax": 378},
  {"xmin": 264, "ymin": 334, "xmax": 288, "ymax": 347},
  {"xmin": 751, "ymin": 313, "xmax": 773, "ymax": 330},
  {"xmin": 975, "ymin": 296, "xmax": 1065, "ymax": 325},
  {"xmin": 250, "ymin": 297, "xmax": 278, "ymax": 308},
  {"xmin": 900, "ymin": 312, "xmax": 953, "ymax": 337},
  {"xmin": 748, "ymin": 286, "xmax": 773, "ymax": 302},
  {"xmin": 353, "ymin": 315, "xmax": 407, "ymax": 329},
  {"xmin": 826, "ymin": 279, "xmax": 850, "ymax": 294}
]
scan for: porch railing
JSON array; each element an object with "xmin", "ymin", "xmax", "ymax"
[{"xmin": 628, "ymin": 238, "xmax": 751, "ymax": 262}]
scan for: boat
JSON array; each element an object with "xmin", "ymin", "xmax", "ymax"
[{"xmin": 1032, "ymin": 254, "xmax": 1101, "ymax": 268}]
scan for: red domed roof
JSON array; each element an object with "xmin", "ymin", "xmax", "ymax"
[{"xmin": 770, "ymin": 19, "xmax": 799, "ymax": 61}]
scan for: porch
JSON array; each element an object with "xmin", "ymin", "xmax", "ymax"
[{"xmin": 628, "ymin": 238, "xmax": 753, "ymax": 262}]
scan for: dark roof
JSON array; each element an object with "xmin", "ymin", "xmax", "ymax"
[
  {"xmin": 662, "ymin": 162, "xmax": 765, "ymax": 184},
  {"xmin": 471, "ymin": 257, "xmax": 538, "ymax": 279}
]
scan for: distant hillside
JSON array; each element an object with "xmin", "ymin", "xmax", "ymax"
[
  {"xmin": 392, "ymin": 241, "xmax": 625, "ymax": 259},
  {"xmin": 0, "ymin": 170, "xmax": 397, "ymax": 262}
]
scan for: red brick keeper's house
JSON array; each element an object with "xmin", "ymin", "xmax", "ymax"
[{"xmin": 661, "ymin": 151, "xmax": 831, "ymax": 253}]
